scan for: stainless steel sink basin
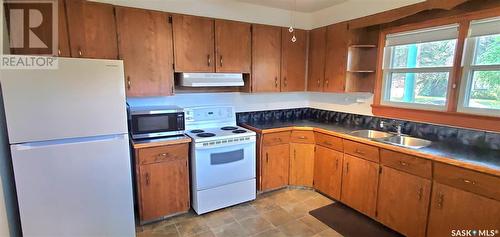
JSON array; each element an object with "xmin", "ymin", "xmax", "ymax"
[
  {"xmin": 350, "ymin": 130, "xmax": 394, "ymax": 139},
  {"xmin": 382, "ymin": 135, "xmax": 432, "ymax": 149}
]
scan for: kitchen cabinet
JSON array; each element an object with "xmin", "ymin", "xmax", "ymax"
[
  {"xmin": 340, "ymin": 154, "xmax": 379, "ymax": 217},
  {"xmin": 289, "ymin": 143, "xmax": 315, "ymax": 187},
  {"xmin": 324, "ymin": 22, "xmax": 348, "ymax": 92},
  {"xmin": 314, "ymin": 145, "xmax": 343, "ymax": 199},
  {"xmin": 135, "ymin": 143, "xmax": 190, "ymax": 223},
  {"xmin": 252, "ymin": 24, "xmax": 282, "ymax": 92},
  {"xmin": 58, "ymin": 0, "xmax": 70, "ymax": 57},
  {"xmin": 215, "ymin": 20, "xmax": 251, "ymax": 73},
  {"xmin": 281, "ymin": 28, "xmax": 307, "ymax": 92},
  {"xmin": 66, "ymin": 0, "xmax": 118, "ymax": 59},
  {"xmin": 307, "ymin": 27, "xmax": 327, "ymax": 92},
  {"xmin": 377, "ymin": 166, "xmax": 431, "ymax": 237},
  {"xmin": 261, "ymin": 144, "xmax": 290, "ymax": 191},
  {"xmin": 172, "ymin": 14, "xmax": 215, "ymax": 72},
  {"xmin": 115, "ymin": 7, "xmax": 174, "ymax": 97},
  {"xmin": 427, "ymin": 182, "xmax": 500, "ymax": 237}
]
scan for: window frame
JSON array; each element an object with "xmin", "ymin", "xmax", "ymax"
[{"xmin": 372, "ymin": 8, "xmax": 500, "ymax": 132}]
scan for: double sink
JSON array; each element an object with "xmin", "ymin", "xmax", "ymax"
[{"xmin": 350, "ymin": 130, "xmax": 432, "ymax": 149}]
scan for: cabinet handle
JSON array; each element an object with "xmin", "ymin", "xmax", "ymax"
[
  {"xmin": 294, "ymin": 149, "xmax": 296, "ymax": 160},
  {"xmin": 155, "ymin": 153, "xmax": 170, "ymax": 161},
  {"xmin": 345, "ymin": 162, "xmax": 349, "ymax": 173},
  {"xmin": 325, "ymin": 80, "xmax": 329, "ymax": 88},
  {"xmin": 335, "ymin": 158, "xmax": 339, "ymax": 170},
  {"xmin": 220, "ymin": 55, "xmax": 223, "ymax": 67},
  {"xmin": 58, "ymin": 49, "xmax": 61, "ymax": 56},
  {"xmin": 283, "ymin": 77, "xmax": 287, "ymax": 88},
  {"xmin": 399, "ymin": 161, "xmax": 408, "ymax": 166},
  {"xmin": 207, "ymin": 54, "xmax": 211, "ymax": 66},
  {"xmin": 78, "ymin": 48, "xmax": 83, "ymax": 57},
  {"xmin": 266, "ymin": 152, "xmax": 269, "ymax": 163},
  {"xmin": 462, "ymin": 179, "xmax": 476, "ymax": 185},
  {"xmin": 274, "ymin": 137, "xmax": 282, "ymax": 142},
  {"xmin": 317, "ymin": 80, "xmax": 320, "ymax": 87},
  {"xmin": 171, "ymin": 85, "xmax": 174, "ymax": 94},
  {"xmin": 355, "ymin": 149, "xmax": 365, "ymax": 155},
  {"xmin": 436, "ymin": 193, "xmax": 444, "ymax": 209},
  {"xmin": 127, "ymin": 76, "xmax": 131, "ymax": 90},
  {"xmin": 298, "ymin": 136, "xmax": 307, "ymax": 140},
  {"xmin": 418, "ymin": 187, "xmax": 423, "ymax": 201},
  {"xmin": 145, "ymin": 172, "xmax": 150, "ymax": 185},
  {"xmin": 274, "ymin": 77, "xmax": 278, "ymax": 88},
  {"xmin": 323, "ymin": 141, "xmax": 332, "ymax": 146}
]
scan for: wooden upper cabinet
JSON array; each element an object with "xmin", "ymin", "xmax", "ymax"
[
  {"xmin": 427, "ymin": 182, "xmax": 500, "ymax": 237},
  {"xmin": 314, "ymin": 145, "xmax": 343, "ymax": 199},
  {"xmin": 66, "ymin": 0, "xmax": 118, "ymax": 59},
  {"xmin": 215, "ymin": 20, "xmax": 251, "ymax": 73},
  {"xmin": 324, "ymin": 22, "xmax": 348, "ymax": 92},
  {"xmin": 251, "ymin": 24, "xmax": 282, "ymax": 92},
  {"xmin": 261, "ymin": 144, "xmax": 290, "ymax": 191},
  {"xmin": 281, "ymin": 28, "xmax": 307, "ymax": 92},
  {"xmin": 341, "ymin": 154, "xmax": 379, "ymax": 217},
  {"xmin": 115, "ymin": 7, "xmax": 174, "ymax": 97},
  {"xmin": 377, "ymin": 166, "xmax": 431, "ymax": 237},
  {"xmin": 289, "ymin": 143, "xmax": 315, "ymax": 187},
  {"xmin": 172, "ymin": 14, "xmax": 215, "ymax": 72},
  {"xmin": 57, "ymin": 0, "xmax": 70, "ymax": 57},
  {"xmin": 307, "ymin": 27, "xmax": 326, "ymax": 92}
]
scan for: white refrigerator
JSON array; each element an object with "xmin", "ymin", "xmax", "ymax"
[{"xmin": 0, "ymin": 57, "xmax": 136, "ymax": 236}]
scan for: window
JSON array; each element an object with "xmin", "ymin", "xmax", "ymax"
[
  {"xmin": 458, "ymin": 17, "xmax": 500, "ymax": 116},
  {"xmin": 381, "ymin": 24, "xmax": 459, "ymax": 110}
]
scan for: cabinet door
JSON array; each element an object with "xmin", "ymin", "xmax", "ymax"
[
  {"xmin": 66, "ymin": 0, "xmax": 118, "ymax": 59},
  {"xmin": 289, "ymin": 143, "xmax": 315, "ymax": 187},
  {"xmin": 307, "ymin": 27, "xmax": 326, "ymax": 92},
  {"xmin": 314, "ymin": 145, "xmax": 343, "ymax": 199},
  {"xmin": 377, "ymin": 166, "xmax": 431, "ymax": 237},
  {"xmin": 115, "ymin": 7, "xmax": 174, "ymax": 97},
  {"xmin": 324, "ymin": 22, "xmax": 348, "ymax": 92},
  {"xmin": 58, "ymin": 0, "xmax": 70, "ymax": 57},
  {"xmin": 281, "ymin": 28, "xmax": 307, "ymax": 92},
  {"xmin": 427, "ymin": 182, "xmax": 500, "ymax": 237},
  {"xmin": 215, "ymin": 20, "xmax": 251, "ymax": 73},
  {"xmin": 341, "ymin": 154, "xmax": 379, "ymax": 217},
  {"xmin": 172, "ymin": 14, "xmax": 215, "ymax": 72},
  {"xmin": 261, "ymin": 144, "xmax": 290, "ymax": 191},
  {"xmin": 139, "ymin": 158, "xmax": 190, "ymax": 222},
  {"xmin": 252, "ymin": 24, "xmax": 281, "ymax": 92}
]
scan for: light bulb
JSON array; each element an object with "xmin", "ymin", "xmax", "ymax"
[
  {"xmin": 288, "ymin": 26, "xmax": 294, "ymax": 33},
  {"xmin": 291, "ymin": 35, "xmax": 297, "ymax": 42}
]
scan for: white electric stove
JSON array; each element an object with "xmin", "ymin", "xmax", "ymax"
[{"xmin": 184, "ymin": 106, "xmax": 256, "ymax": 214}]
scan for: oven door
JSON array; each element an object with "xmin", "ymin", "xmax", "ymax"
[
  {"xmin": 130, "ymin": 112, "xmax": 184, "ymax": 139},
  {"xmin": 193, "ymin": 140, "xmax": 256, "ymax": 190}
]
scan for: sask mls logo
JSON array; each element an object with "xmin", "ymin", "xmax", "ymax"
[{"xmin": 1, "ymin": 0, "xmax": 58, "ymax": 69}]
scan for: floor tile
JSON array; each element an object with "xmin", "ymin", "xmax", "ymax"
[
  {"xmin": 176, "ymin": 218, "xmax": 210, "ymax": 237},
  {"xmin": 203, "ymin": 209, "xmax": 236, "ymax": 229},
  {"xmin": 260, "ymin": 207, "xmax": 295, "ymax": 226},
  {"xmin": 312, "ymin": 228, "xmax": 344, "ymax": 237},
  {"xmin": 229, "ymin": 203, "xmax": 259, "ymax": 221},
  {"xmin": 251, "ymin": 196, "xmax": 280, "ymax": 214},
  {"xmin": 299, "ymin": 214, "xmax": 329, "ymax": 234},
  {"xmin": 278, "ymin": 219, "xmax": 316, "ymax": 237},
  {"xmin": 238, "ymin": 216, "xmax": 274, "ymax": 236},
  {"xmin": 252, "ymin": 228, "xmax": 288, "ymax": 237},
  {"xmin": 212, "ymin": 222, "xmax": 248, "ymax": 237}
]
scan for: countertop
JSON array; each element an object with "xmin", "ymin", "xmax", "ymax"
[
  {"xmin": 132, "ymin": 135, "xmax": 192, "ymax": 149},
  {"xmin": 242, "ymin": 120, "xmax": 500, "ymax": 177}
]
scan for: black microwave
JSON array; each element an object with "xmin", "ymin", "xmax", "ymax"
[{"xmin": 128, "ymin": 105, "xmax": 185, "ymax": 139}]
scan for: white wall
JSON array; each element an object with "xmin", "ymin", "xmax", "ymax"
[
  {"xmin": 92, "ymin": 0, "xmax": 423, "ymax": 29},
  {"xmin": 127, "ymin": 92, "xmax": 374, "ymax": 116}
]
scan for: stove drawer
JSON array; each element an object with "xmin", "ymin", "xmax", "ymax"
[{"xmin": 138, "ymin": 143, "xmax": 188, "ymax": 165}]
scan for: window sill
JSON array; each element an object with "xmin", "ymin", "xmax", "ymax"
[{"xmin": 371, "ymin": 105, "xmax": 500, "ymax": 132}]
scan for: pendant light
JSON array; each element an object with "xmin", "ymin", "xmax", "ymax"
[{"xmin": 289, "ymin": 0, "xmax": 297, "ymax": 42}]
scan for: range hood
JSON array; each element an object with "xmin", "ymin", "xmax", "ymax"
[{"xmin": 179, "ymin": 73, "xmax": 244, "ymax": 87}]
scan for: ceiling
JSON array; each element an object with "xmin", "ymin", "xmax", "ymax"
[{"xmin": 234, "ymin": 0, "xmax": 347, "ymax": 13}]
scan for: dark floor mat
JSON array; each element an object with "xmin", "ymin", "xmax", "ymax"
[{"xmin": 309, "ymin": 202, "xmax": 404, "ymax": 237}]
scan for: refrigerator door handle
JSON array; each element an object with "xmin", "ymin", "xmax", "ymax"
[{"xmin": 12, "ymin": 134, "xmax": 128, "ymax": 150}]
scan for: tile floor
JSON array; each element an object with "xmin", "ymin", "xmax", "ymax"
[{"xmin": 136, "ymin": 188, "xmax": 344, "ymax": 237}]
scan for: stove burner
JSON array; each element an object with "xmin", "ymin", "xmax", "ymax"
[
  {"xmin": 221, "ymin": 126, "xmax": 238, "ymax": 131},
  {"xmin": 232, "ymin": 130, "xmax": 247, "ymax": 134},
  {"xmin": 190, "ymin": 129, "xmax": 205, "ymax": 133},
  {"xmin": 197, "ymin": 132, "xmax": 216, "ymax": 137}
]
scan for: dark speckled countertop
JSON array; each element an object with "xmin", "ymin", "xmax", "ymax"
[{"xmin": 243, "ymin": 120, "xmax": 500, "ymax": 175}]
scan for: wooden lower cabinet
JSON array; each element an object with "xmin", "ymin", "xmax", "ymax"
[
  {"xmin": 313, "ymin": 145, "xmax": 343, "ymax": 199},
  {"xmin": 135, "ymin": 143, "xmax": 190, "ymax": 223},
  {"xmin": 289, "ymin": 143, "xmax": 315, "ymax": 187},
  {"xmin": 427, "ymin": 182, "xmax": 500, "ymax": 237},
  {"xmin": 340, "ymin": 154, "xmax": 379, "ymax": 217},
  {"xmin": 377, "ymin": 166, "xmax": 431, "ymax": 237},
  {"xmin": 261, "ymin": 144, "xmax": 290, "ymax": 191}
]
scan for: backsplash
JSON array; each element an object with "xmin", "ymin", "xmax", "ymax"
[{"xmin": 236, "ymin": 107, "xmax": 500, "ymax": 150}]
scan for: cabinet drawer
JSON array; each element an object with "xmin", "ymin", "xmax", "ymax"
[
  {"xmin": 315, "ymin": 132, "xmax": 343, "ymax": 151},
  {"xmin": 343, "ymin": 140, "xmax": 379, "ymax": 163},
  {"xmin": 290, "ymin": 131, "xmax": 315, "ymax": 144},
  {"xmin": 138, "ymin": 143, "xmax": 188, "ymax": 165},
  {"xmin": 262, "ymin": 131, "xmax": 291, "ymax": 146},
  {"xmin": 380, "ymin": 149, "xmax": 432, "ymax": 179},
  {"xmin": 434, "ymin": 162, "xmax": 500, "ymax": 201}
]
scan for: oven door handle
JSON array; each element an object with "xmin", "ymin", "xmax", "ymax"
[{"xmin": 194, "ymin": 138, "xmax": 256, "ymax": 150}]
